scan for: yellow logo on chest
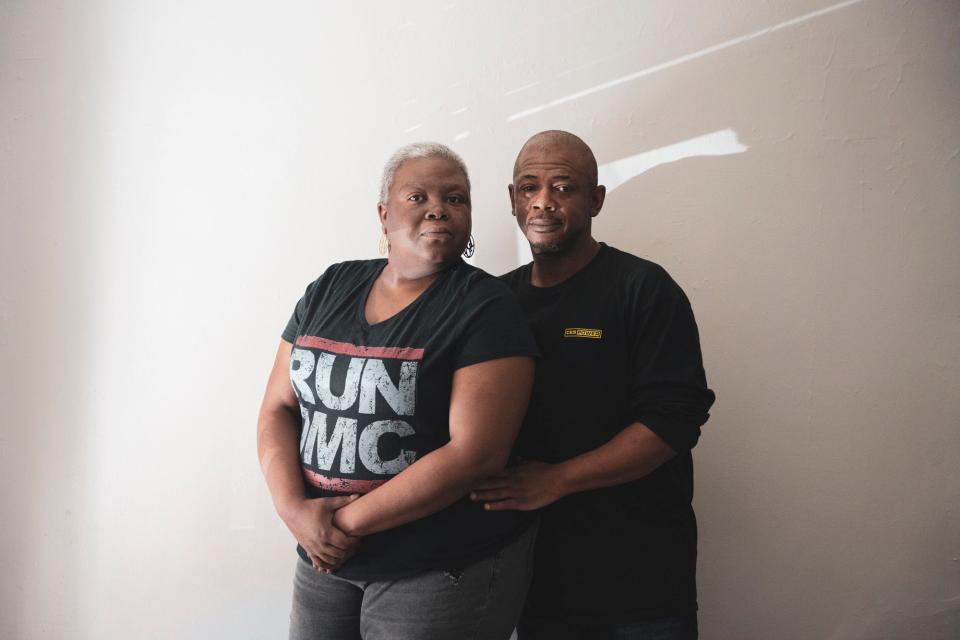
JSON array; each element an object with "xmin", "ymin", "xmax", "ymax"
[{"xmin": 563, "ymin": 328, "xmax": 603, "ymax": 339}]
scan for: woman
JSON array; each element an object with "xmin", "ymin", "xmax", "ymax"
[{"xmin": 257, "ymin": 142, "xmax": 539, "ymax": 640}]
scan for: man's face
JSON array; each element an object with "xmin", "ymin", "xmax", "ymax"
[{"xmin": 509, "ymin": 142, "xmax": 604, "ymax": 256}]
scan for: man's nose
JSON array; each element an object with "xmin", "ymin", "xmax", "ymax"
[{"xmin": 531, "ymin": 188, "xmax": 556, "ymax": 212}]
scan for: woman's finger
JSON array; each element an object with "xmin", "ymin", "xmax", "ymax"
[
  {"xmin": 311, "ymin": 555, "xmax": 339, "ymax": 573},
  {"xmin": 316, "ymin": 550, "xmax": 344, "ymax": 566},
  {"xmin": 316, "ymin": 545, "xmax": 345, "ymax": 562},
  {"xmin": 324, "ymin": 528, "xmax": 359, "ymax": 552}
]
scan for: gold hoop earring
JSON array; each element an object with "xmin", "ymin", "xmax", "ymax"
[
  {"xmin": 378, "ymin": 233, "xmax": 389, "ymax": 256},
  {"xmin": 462, "ymin": 234, "xmax": 475, "ymax": 259}
]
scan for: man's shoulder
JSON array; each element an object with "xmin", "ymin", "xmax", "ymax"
[
  {"xmin": 592, "ymin": 244, "xmax": 675, "ymax": 292},
  {"xmin": 601, "ymin": 244, "xmax": 666, "ymax": 276},
  {"xmin": 495, "ymin": 245, "xmax": 677, "ymax": 294},
  {"xmin": 498, "ymin": 262, "xmax": 532, "ymax": 292}
]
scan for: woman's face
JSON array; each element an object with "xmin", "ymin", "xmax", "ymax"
[{"xmin": 378, "ymin": 156, "xmax": 471, "ymax": 268}]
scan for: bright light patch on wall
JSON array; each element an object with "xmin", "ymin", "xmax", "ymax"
[
  {"xmin": 599, "ymin": 128, "xmax": 747, "ymax": 192},
  {"xmin": 514, "ymin": 128, "xmax": 748, "ymax": 266},
  {"xmin": 504, "ymin": 81, "xmax": 541, "ymax": 96},
  {"xmin": 508, "ymin": 0, "xmax": 871, "ymax": 121}
]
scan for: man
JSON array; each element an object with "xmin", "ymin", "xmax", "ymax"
[{"xmin": 471, "ymin": 131, "xmax": 715, "ymax": 639}]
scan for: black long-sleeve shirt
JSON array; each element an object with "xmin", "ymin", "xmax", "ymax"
[{"xmin": 502, "ymin": 243, "xmax": 716, "ymax": 622}]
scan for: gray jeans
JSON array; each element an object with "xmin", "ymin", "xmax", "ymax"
[{"xmin": 289, "ymin": 520, "xmax": 538, "ymax": 640}]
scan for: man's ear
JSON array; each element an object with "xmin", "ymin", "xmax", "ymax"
[
  {"xmin": 591, "ymin": 185, "xmax": 606, "ymax": 218},
  {"xmin": 507, "ymin": 184, "xmax": 516, "ymax": 216}
]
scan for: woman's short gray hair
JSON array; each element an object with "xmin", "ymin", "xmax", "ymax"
[{"xmin": 379, "ymin": 142, "xmax": 470, "ymax": 204}]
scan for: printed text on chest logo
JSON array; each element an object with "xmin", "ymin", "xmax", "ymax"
[
  {"xmin": 563, "ymin": 328, "xmax": 603, "ymax": 339},
  {"xmin": 289, "ymin": 336, "xmax": 423, "ymax": 493}
]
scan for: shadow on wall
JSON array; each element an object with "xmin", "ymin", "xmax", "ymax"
[{"xmin": 0, "ymin": 3, "xmax": 105, "ymax": 636}]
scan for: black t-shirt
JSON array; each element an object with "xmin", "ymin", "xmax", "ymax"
[
  {"xmin": 501, "ymin": 244, "xmax": 716, "ymax": 622},
  {"xmin": 281, "ymin": 258, "xmax": 538, "ymax": 581}
]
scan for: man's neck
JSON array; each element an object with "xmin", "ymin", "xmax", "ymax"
[{"xmin": 530, "ymin": 236, "xmax": 601, "ymax": 288}]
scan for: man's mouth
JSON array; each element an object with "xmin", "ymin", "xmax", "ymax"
[{"xmin": 527, "ymin": 218, "xmax": 561, "ymax": 232}]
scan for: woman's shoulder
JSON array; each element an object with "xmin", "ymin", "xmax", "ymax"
[
  {"xmin": 303, "ymin": 258, "xmax": 386, "ymax": 291},
  {"xmin": 324, "ymin": 258, "xmax": 386, "ymax": 280}
]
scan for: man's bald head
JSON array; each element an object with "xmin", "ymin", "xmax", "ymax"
[
  {"xmin": 513, "ymin": 130, "xmax": 599, "ymax": 187},
  {"xmin": 509, "ymin": 130, "xmax": 606, "ymax": 260}
]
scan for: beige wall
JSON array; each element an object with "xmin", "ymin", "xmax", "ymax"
[{"xmin": 2, "ymin": 1, "xmax": 957, "ymax": 638}]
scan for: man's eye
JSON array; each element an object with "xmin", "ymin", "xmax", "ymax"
[
  {"xmin": 447, "ymin": 195, "xmax": 466, "ymax": 204},
  {"xmin": 554, "ymin": 185, "xmax": 571, "ymax": 193},
  {"xmin": 408, "ymin": 194, "xmax": 424, "ymax": 202},
  {"xmin": 519, "ymin": 184, "xmax": 536, "ymax": 192}
]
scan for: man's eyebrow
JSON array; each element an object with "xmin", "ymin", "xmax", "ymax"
[{"xmin": 517, "ymin": 174, "xmax": 575, "ymax": 181}]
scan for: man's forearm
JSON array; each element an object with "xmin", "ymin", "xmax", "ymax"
[
  {"xmin": 553, "ymin": 421, "xmax": 676, "ymax": 497},
  {"xmin": 473, "ymin": 421, "xmax": 678, "ymax": 511}
]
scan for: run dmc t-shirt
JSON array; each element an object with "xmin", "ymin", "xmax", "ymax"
[{"xmin": 281, "ymin": 258, "xmax": 538, "ymax": 580}]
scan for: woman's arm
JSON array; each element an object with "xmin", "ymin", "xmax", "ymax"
[
  {"xmin": 332, "ymin": 356, "xmax": 535, "ymax": 537},
  {"xmin": 257, "ymin": 340, "xmax": 359, "ymax": 570}
]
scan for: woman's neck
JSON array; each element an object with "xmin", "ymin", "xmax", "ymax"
[
  {"xmin": 365, "ymin": 259, "xmax": 449, "ymax": 325},
  {"xmin": 382, "ymin": 255, "xmax": 453, "ymax": 286}
]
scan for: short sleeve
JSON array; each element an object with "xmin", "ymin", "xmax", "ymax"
[
  {"xmin": 628, "ymin": 267, "xmax": 716, "ymax": 452},
  {"xmin": 281, "ymin": 280, "xmax": 317, "ymax": 343},
  {"xmin": 453, "ymin": 278, "xmax": 539, "ymax": 370}
]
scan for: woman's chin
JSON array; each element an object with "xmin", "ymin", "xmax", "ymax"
[{"xmin": 419, "ymin": 244, "xmax": 464, "ymax": 264}]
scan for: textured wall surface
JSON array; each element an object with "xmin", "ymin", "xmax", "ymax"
[{"xmin": 2, "ymin": 1, "xmax": 958, "ymax": 638}]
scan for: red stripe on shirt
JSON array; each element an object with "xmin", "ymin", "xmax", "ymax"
[
  {"xmin": 295, "ymin": 336, "xmax": 424, "ymax": 361},
  {"xmin": 302, "ymin": 467, "xmax": 387, "ymax": 494}
]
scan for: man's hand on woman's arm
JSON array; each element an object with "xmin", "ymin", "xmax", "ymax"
[
  {"xmin": 471, "ymin": 421, "xmax": 676, "ymax": 511},
  {"xmin": 257, "ymin": 340, "xmax": 360, "ymax": 572}
]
